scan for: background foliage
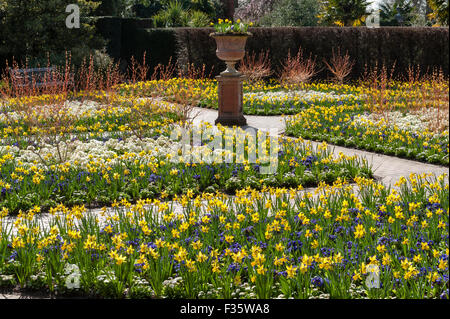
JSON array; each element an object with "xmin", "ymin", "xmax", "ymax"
[
  {"xmin": 428, "ymin": 0, "xmax": 449, "ymax": 25},
  {"xmin": 380, "ymin": 0, "xmax": 415, "ymax": 26},
  {"xmin": 0, "ymin": 0, "xmax": 104, "ymax": 67},
  {"xmin": 259, "ymin": 0, "xmax": 320, "ymax": 26},
  {"xmin": 0, "ymin": 0, "xmax": 448, "ymax": 73},
  {"xmin": 318, "ymin": 0, "xmax": 371, "ymax": 26}
]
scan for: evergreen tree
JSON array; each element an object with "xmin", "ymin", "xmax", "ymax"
[
  {"xmin": 260, "ymin": 0, "xmax": 320, "ymax": 26},
  {"xmin": 0, "ymin": 0, "xmax": 103, "ymax": 66},
  {"xmin": 427, "ymin": 0, "xmax": 449, "ymax": 25},
  {"xmin": 380, "ymin": 0, "xmax": 415, "ymax": 25},
  {"xmin": 318, "ymin": 0, "xmax": 371, "ymax": 26}
]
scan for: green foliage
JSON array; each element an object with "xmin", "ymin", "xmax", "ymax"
[
  {"xmin": 259, "ymin": 0, "xmax": 320, "ymax": 26},
  {"xmin": 94, "ymin": 0, "xmax": 155, "ymax": 17},
  {"xmin": 0, "ymin": 0, "xmax": 104, "ymax": 67},
  {"xmin": 188, "ymin": 10, "xmax": 212, "ymax": 27},
  {"xmin": 153, "ymin": 1, "xmax": 190, "ymax": 27},
  {"xmin": 318, "ymin": 0, "xmax": 371, "ymax": 26},
  {"xmin": 380, "ymin": 0, "xmax": 415, "ymax": 26},
  {"xmin": 152, "ymin": 0, "xmax": 213, "ymax": 27},
  {"xmin": 91, "ymin": 0, "xmax": 165, "ymax": 17},
  {"xmin": 189, "ymin": 0, "xmax": 218, "ymax": 15},
  {"xmin": 428, "ymin": 0, "xmax": 449, "ymax": 25},
  {"xmin": 133, "ymin": 0, "xmax": 164, "ymax": 17},
  {"xmin": 93, "ymin": 0, "xmax": 123, "ymax": 15}
]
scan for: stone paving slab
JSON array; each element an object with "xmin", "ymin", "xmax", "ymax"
[
  {"xmin": 192, "ymin": 107, "xmax": 286, "ymax": 133},
  {"xmin": 0, "ymin": 292, "xmax": 51, "ymax": 299},
  {"xmin": 309, "ymin": 141, "xmax": 448, "ymax": 186}
]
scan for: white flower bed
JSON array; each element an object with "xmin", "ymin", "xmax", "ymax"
[
  {"xmin": 244, "ymin": 90, "xmax": 360, "ymax": 104},
  {"xmin": 0, "ymin": 133, "xmax": 231, "ymax": 169},
  {"xmin": 354, "ymin": 108, "xmax": 449, "ymax": 133},
  {"xmin": 0, "ymin": 100, "xmax": 126, "ymax": 124},
  {"xmin": 0, "ymin": 136, "xmax": 171, "ymax": 167}
]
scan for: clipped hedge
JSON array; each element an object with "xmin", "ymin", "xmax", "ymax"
[
  {"xmin": 121, "ymin": 27, "xmax": 177, "ymax": 72},
  {"xmin": 94, "ymin": 19, "xmax": 449, "ymax": 79},
  {"xmin": 175, "ymin": 27, "xmax": 449, "ymax": 79},
  {"xmin": 96, "ymin": 17, "xmax": 122, "ymax": 59}
]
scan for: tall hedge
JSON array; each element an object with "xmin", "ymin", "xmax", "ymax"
[
  {"xmin": 175, "ymin": 27, "xmax": 449, "ymax": 79},
  {"xmin": 121, "ymin": 26, "xmax": 177, "ymax": 73},
  {"xmin": 94, "ymin": 20, "xmax": 449, "ymax": 80},
  {"xmin": 96, "ymin": 17, "xmax": 122, "ymax": 59}
]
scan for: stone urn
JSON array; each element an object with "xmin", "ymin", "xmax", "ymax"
[
  {"xmin": 210, "ymin": 33, "xmax": 251, "ymax": 126},
  {"xmin": 210, "ymin": 33, "xmax": 251, "ymax": 75}
]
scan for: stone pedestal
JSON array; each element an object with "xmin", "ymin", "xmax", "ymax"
[{"xmin": 215, "ymin": 74, "xmax": 247, "ymax": 126}]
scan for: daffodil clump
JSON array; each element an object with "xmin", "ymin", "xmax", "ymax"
[{"xmin": 0, "ymin": 173, "xmax": 447, "ymax": 298}]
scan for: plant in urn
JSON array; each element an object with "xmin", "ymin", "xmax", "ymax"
[{"xmin": 210, "ymin": 19, "xmax": 252, "ymax": 126}]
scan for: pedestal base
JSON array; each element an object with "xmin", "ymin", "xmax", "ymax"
[
  {"xmin": 215, "ymin": 74, "xmax": 247, "ymax": 127},
  {"xmin": 215, "ymin": 114, "xmax": 247, "ymax": 126}
]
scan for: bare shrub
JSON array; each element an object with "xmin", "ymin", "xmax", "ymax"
[
  {"xmin": 362, "ymin": 62, "xmax": 397, "ymax": 123},
  {"xmin": 422, "ymin": 67, "xmax": 449, "ymax": 133},
  {"xmin": 323, "ymin": 48, "xmax": 355, "ymax": 84},
  {"xmin": 75, "ymin": 52, "xmax": 124, "ymax": 104},
  {"xmin": 152, "ymin": 57, "xmax": 178, "ymax": 82},
  {"xmin": 238, "ymin": 50, "xmax": 272, "ymax": 84},
  {"xmin": 177, "ymin": 61, "xmax": 213, "ymax": 80},
  {"xmin": 128, "ymin": 52, "xmax": 150, "ymax": 84},
  {"xmin": 171, "ymin": 63, "xmax": 213, "ymax": 128},
  {"xmin": 405, "ymin": 64, "xmax": 422, "ymax": 84},
  {"xmin": 279, "ymin": 48, "xmax": 318, "ymax": 86},
  {"xmin": 1, "ymin": 52, "xmax": 74, "ymax": 99}
]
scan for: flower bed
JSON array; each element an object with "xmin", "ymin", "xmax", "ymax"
[
  {"xmin": 118, "ymin": 79, "xmax": 363, "ymax": 115},
  {"xmin": 0, "ymin": 96, "xmax": 179, "ymax": 144},
  {"xmin": 120, "ymin": 78, "xmax": 449, "ymax": 165},
  {"xmin": 0, "ymin": 173, "xmax": 447, "ymax": 298},
  {"xmin": 0, "ymin": 75, "xmax": 448, "ymax": 299},
  {"xmin": 285, "ymin": 103, "xmax": 449, "ymax": 165},
  {"xmin": 0, "ymin": 124, "xmax": 372, "ymax": 213},
  {"xmin": 0, "ymin": 87, "xmax": 374, "ymax": 214}
]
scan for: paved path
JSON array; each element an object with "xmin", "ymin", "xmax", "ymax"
[
  {"xmin": 0, "ymin": 291, "xmax": 52, "ymax": 299},
  {"xmin": 192, "ymin": 107, "xmax": 287, "ymax": 133},
  {"xmin": 192, "ymin": 107, "xmax": 449, "ymax": 187}
]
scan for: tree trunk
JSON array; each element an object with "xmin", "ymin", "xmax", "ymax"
[
  {"xmin": 222, "ymin": 0, "xmax": 235, "ymax": 21},
  {"xmin": 345, "ymin": 19, "xmax": 353, "ymax": 26}
]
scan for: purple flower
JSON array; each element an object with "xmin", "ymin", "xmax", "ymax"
[{"xmin": 311, "ymin": 276, "xmax": 324, "ymax": 287}]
